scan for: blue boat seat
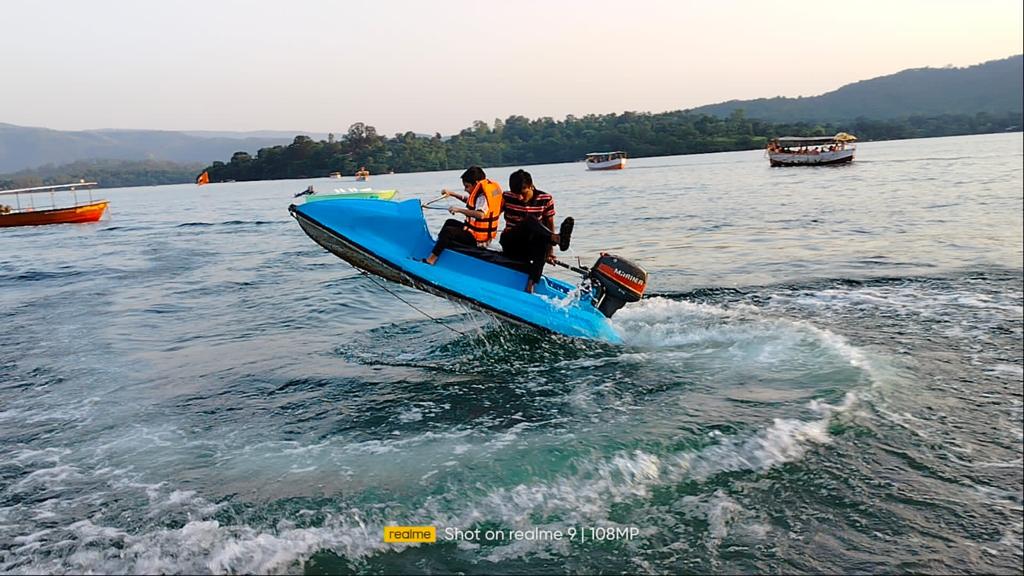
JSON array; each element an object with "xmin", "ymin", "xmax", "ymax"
[{"xmin": 450, "ymin": 244, "xmax": 533, "ymax": 274}]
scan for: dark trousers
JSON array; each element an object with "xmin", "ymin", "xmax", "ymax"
[
  {"xmin": 431, "ymin": 219, "xmax": 476, "ymax": 256},
  {"xmin": 500, "ymin": 217, "xmax": 553, "ymax": 283}
]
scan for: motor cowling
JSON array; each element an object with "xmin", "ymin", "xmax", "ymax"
[{"xmin": 589, "ymin": 253, "xmax": 647, "ymax": 318}]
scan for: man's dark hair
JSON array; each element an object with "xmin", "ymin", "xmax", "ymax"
[
  {"xmin": 460, "ymin": 166, "xmax": 486, "ymax": 185},
  {"xmin": 508, "ymin": 169, "xmax": 533, "ymax": 194}
]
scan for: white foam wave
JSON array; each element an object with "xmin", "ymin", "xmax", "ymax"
[
  {"xmin": 5, "ymin": 515, "xmax": 386, "ymax": 576},
  {"xmin": 984, "ymin": 364, "xmax": 1024, "ymax": 377},
  {"xmin": 422, "ymin": 395, "xmax": 853, "ymax": 563},
  {"xmin": 790, "ymin": 319, "xmax": 873, "ymax": 371},
  {"xmin": 2, "ymin": 396, "xmax": 854, "ymax": 574},
  {"xmin": 11, "ymin": 465, "xmax": 84, "ymax": 492},
  {"xmin": 612, "ymin": 297, "xmax": 879, "ymax": 380},
  {"xmin": 8, "ymin": 447, "xmax": 71, "ymax": 465},
  {"xmin": 771, "ymin": 286, "xmax": 1024, "ymax": 332},
  {"xmin": 705, "ymin": 492, "xmax": 741, "ymax": 541}
]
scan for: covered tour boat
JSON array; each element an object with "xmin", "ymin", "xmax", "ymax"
[
  {"xmin": 585, "ymin": 151, "xmax": 627, "ymax": 170},
  {"xmin": 0, "ymin": 182, "xmax": 108, "ymax": 228},
  {"xmin": 767, "ymin": 132, "xmax": 857, "ymax": 166}
]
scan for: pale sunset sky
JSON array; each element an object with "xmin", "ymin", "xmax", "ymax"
[{"xmin": 1, "ymin": 0, "xmax": 1021, "ymax": 135}]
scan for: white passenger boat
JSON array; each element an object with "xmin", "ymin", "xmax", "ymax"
[
  {"xmin": 585, "ymin": 151, "xmax": 627, "ymax": 170},
  {"xmin": 767, "ymin": 133, "xmax": 857, "ymax": 166}
]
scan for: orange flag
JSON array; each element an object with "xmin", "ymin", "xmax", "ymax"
[{"xmin": 196, "ymin": 171, "xmax": 210, "ymax": 185}]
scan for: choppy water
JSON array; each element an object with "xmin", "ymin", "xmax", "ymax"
[{"xmin": 1, "ymin": 133, "xmax": 1022, "ymax": 574}]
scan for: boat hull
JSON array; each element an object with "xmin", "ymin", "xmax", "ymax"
[
  {"xmin": 289, "ymin": 199, "xmax": 622, "ymax": 343},
  {"xmin": 0, "ymin": 200, "xmax": 108, "ymax": 228},
  {"xmin": 768, "ymin": 149, "xmax": 854, "ymax": 167}
]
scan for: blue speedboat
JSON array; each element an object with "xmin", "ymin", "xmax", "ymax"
[{"xmin": 289, "ymin": 198, "xmax": 647, "ymax": 343}]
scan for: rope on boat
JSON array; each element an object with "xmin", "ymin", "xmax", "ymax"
[{"xmin": 357, "ymin": 270, "xmax": 468, "ymax": 336}]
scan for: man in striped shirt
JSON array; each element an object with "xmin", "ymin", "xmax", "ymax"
[{"xmin": 499, "ymin": 169, "xmax": 574, "ymax": 293}]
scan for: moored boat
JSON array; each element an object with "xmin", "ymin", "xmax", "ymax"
[
  {"xmin": 289, "ymin": 198, "xmax": 647, "ymax": 343},
  {"xmin": 0, "ymin": 182, "xmax": 108, "ymax": 228},
  {"xmin": 328, "ymin": 171, "xmax": 343, "ymax": 179},
  {"xmin": 354, "ymin": 167, "xmax": 371, "ymax": 181},
  {"xmin": 767, "ymin": 132, "xmax": 857, "ymax": 166},
  {"xmin": 585, "ymin": 151, "xmax": 627, "ymax": 170}
]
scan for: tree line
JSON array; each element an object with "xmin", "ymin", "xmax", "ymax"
[
  {"xmin": 203, "ymin": 109, "xmax": 1022, "ymax": 182},
  {"xmin": 3, "ymin": 110, "xmax": 1019, "ymax": 189}
]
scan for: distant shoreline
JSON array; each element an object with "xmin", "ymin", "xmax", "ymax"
[{"xmin": 4, "ymin": 129, "xmax": 1019, "ymax": 190}]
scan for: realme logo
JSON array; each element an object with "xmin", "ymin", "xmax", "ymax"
[{"xmin": 384, "ymin": 526, "xmax": 436, "ymax": 543}]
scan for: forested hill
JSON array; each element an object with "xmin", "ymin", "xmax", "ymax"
[
  {"xmin": 202, "ymin": 110, "xmax": 1021, "ymax": 183},
  {"xmin": 0, "ymin": 159, "xmax": 205, "ymax": 190},
  {"xmin": 196, "ymin": 53, "xmax": 1024, "ymax": 183},
  {"xmin": 689, "ymin": 55, "xmax": 1023, "ymax": 123},
  {"xmin": 0, "ymin": 124, "xmax": 298, "ymax": 173}
]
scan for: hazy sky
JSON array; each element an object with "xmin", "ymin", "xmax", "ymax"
[{"xmin": 2, "ymin": 0, "xmax": 1021, "ymax": 135}]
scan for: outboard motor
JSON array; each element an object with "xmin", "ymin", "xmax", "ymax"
[{"xmin": 589, "ymin": 253, "xmax": 648, "ymax": 318}]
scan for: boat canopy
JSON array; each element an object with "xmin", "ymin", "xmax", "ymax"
[
  {"xmin": 773, "ymin": 133, "xmax": 857, "ymax": 147},
  {"xmin": 586, "ymin": 151, "xmax": 626, "ymax": 157},
  {"xmin": 0, "ymin": 181, "xmax": 98, "ymax": 196}
]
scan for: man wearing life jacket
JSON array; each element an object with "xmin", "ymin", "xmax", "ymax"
[{"xmin": 423, "ymin": 166, "xmax": 503, "ymax": 265}]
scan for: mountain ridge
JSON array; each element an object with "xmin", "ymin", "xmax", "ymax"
[{"xmin": 687, "ymin": 55, "xmax": 1022, "ymax": 122}]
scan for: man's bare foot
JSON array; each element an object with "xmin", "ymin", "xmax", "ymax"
[{"xmin": 424, "ymin": 254, "xmax": 438, "ymax": 265}]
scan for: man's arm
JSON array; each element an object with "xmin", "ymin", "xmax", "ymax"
[
  {"xmin": 449, "ymin": 206, "xmax": 486, "ymax": 218},
  {"xmin": 442, "ymin": 189, "xmax": 468, "ymax": 202},
  {"xmin": 449, "ymin": 189, "xmax": 488, "ymax": 218},
  {"xmin": 544, "ymin": 200, "xmax": 556, "ymax": 261}
]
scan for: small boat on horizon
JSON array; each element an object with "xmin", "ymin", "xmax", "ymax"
[
  {"xmin": 354, "ymin": 167, "xmax": 370, "ymax": 181},
  {"xmin": 0, "ymin": 182, "xmax": 108, "ymax": 228},
  {"xmin": 767, "ymin": 133, "xmax": 857, "ymax": 166},
  {"xmin": 328, "ymin": 171, "xmax": 343, "ymax": 179},
  {"xmin": 585, "ymin": 151, "xmax": 627, "ymax": 170}
]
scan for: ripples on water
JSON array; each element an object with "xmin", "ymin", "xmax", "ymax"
[{"xmin": 1, "ymin": 134, "xmax": 1022, "ymax": 574}]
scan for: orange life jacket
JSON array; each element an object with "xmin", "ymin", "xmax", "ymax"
[{"xmin": 463, "ymin": 178, "xmax": 503, "ymax": 244}]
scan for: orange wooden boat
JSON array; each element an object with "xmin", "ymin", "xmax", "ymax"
[{"xmin": 0, "ymin": 181, "xmax": 109, "ymax": 228}]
